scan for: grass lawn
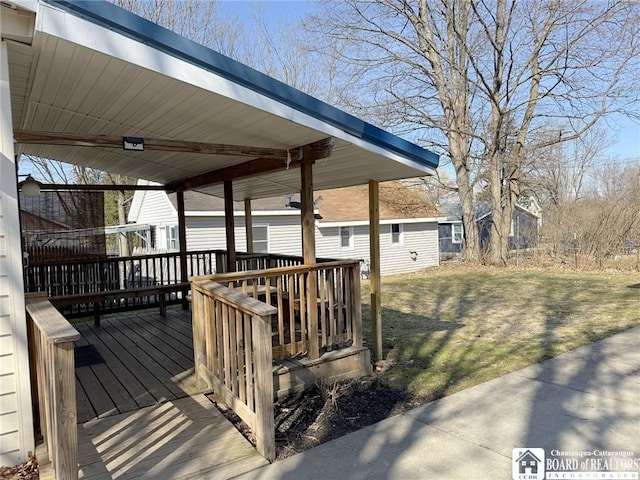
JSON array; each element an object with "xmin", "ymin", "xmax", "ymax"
[{"xmin": 360, "ymin": 265, "xmax": 640, "ymax": 401}]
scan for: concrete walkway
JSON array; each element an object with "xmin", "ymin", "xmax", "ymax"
[{"xmin": 233, "ymin": 326, "xmax": 640, "ymax": 480}]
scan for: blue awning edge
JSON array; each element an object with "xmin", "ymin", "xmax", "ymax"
[{"xmin": 45, "ymin": 0, "xmax": 440, "ymax": 170}]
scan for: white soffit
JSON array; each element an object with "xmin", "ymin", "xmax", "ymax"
[{"xmin": 7, "ymin": 0, "xmax": 439, "ymax": 200}]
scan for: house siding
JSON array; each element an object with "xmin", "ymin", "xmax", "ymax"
[
  {"xmin": 130, "ymin": 190, "xmax": 178, "ymax": 250},
  {"xmin": 186, "ymin": 216, "xmax": 303, "ymax": 257},
  {"xmin": 478, "ymin": 209, "xmax": 539, "ymax": 251},
  {"xmin": 316, "ymin": 222, "xmax": 439, "ymax": 276},
  {"xmin": 0, "ymin": 40, "xmax": 34, "ymax": 466},
  {"xmin": 134, "ymin": 190, "xmax": 177, "ymax": 225},
  {"xmin": 130, "ymin": 191, "xmax": 440, "ymax": 276}
]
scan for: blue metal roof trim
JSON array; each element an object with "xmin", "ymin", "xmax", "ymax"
[{"xmin": 45, "ymin": 0, "xmax": 439, "ymax": 170}]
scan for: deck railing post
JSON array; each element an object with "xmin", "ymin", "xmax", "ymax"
[
  {"xmin": 191, "ymin": 286, "xmax": 207, "ymax": 391},
  {"xmin": 252, "ymin": 313, "xmax": 275, "ymax": 461},
  {"xmin": 26, "ymin": 295, "xmax": 80, "ymax": 480},
  {"xmin": 51, "ymin": 341, "xmax": 79, "ymax": 479},
  {"xmin": 215, "ymin": 252, "xmax": 226, "ymax": 273},
  {"xmin": 351, "ymin": 264, "xmax": 363, "ymax": 348},
  {"xmin": 306, "ymin": 272, "xmax": 319, "ymax": 359}
]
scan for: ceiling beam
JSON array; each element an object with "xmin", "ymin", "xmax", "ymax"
[
  {"xmin": 170, "ymin": 137, "xmax": 334, "ymax": 192},
  {"xmin": 13, "ymin": 130, "xmax": 296, "ymax": 159}
]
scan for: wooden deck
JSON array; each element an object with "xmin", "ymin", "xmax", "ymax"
[
  {"xmin": 38, "ymin": 309, "xmax": 269, "ymax": 479},
  {"xmin": 74, "ymin": 309, "xmax": 197, "ymax": 423},
  {"xmin": 39, "ymin": 394, "xmax": 268, "ymax": 479}
]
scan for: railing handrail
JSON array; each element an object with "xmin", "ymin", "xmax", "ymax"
[
  {"xmin": 26, "ymin": 293, "xmax": 79, "ymax": 480},
  {"xmin": 25, "ymin": 249, "xmax": 335, "ymax": 268},
  {"xmin": 26, "ymin": 294, "xmax": 81, "ymax": 343},
  {"xmin": 190, "ymin": 259, "xmax": 361, "ymax": 283},
  {"xmin": 27, "ymin": 248, "xmax": 229, "ymax": 267},
  {"xmin": 192, "ymin": 280, "xmax": 277, "ymax": 317}
]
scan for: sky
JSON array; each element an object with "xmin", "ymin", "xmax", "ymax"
[{"xmin": 218, "ymin": 0, "xmax": 639, "ymax": 164}]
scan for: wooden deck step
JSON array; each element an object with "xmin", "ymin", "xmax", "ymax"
[{"xmin": 39, "ymin": 394, "xmax": 269, "ymax": 479}]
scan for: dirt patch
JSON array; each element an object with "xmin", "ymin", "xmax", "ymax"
[
  {"xmin": 211, "ymin": 376, "xmax": 420, "ymax": 461},
  {"xmin": 0, "ymin": 455, "xmax": 39, "ymax": 480}
]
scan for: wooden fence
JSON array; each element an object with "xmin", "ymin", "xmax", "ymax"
[
  {"xmin": 191, "ymin": 280, "xmax": 276, "ymax": 460},
  {"xmin": 25, "ymin": 293, "xmax": 79, "ymax": 480}
]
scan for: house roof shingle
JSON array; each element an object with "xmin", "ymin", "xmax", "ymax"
[{"xmin": 315, "ymin": 182, "xmax": 441, "ymax": 223}]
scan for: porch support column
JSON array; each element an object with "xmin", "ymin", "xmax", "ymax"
[
  {"xmin": 244, "ymin": 198, "xmax": 253, "ymax": 254},
  {"xmin": 176, "ymin": 190, "xmax": 189, "ymax": 308},
  {"xmin": 369, "ymin": 179, "xmax": 382, "ymax": 362},
  {"xmin": 300, "ymin": 158, "xmax": 319, "ymax": 359},
  {"xmin": 224, "ymin": 180, "xmax": 236, "ymax": 272}
]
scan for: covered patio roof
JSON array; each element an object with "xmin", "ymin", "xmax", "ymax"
[{"xmin": 5, "ymin": 0, "xmax": 439, "ymax": 200}]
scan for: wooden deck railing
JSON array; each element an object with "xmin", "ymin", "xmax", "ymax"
[
  {"xmin": 24, "ymin": 250, "xmax": 324, "ymax": 318},
  {"xmin": 191, "ymin": 279, "xmax": 276, "ymax": 460},
  {"xmin": 25, "ymin": 293, "xmax": 79, "ymax": 480},
  {"xmin": 190, "ymin": 260, "xmax": 362, "ymax": 460},
  {"xmin": 193, "ymin": 260, "xmax": 363, "ymax": 361}
]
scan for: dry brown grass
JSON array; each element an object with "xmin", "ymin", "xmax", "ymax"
[{"xmin": 361, "ymin": 264, "xmax": 640, "ymax": 400}]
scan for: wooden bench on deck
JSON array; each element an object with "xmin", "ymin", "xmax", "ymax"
[{"xmin": 49, "ymin": 282, "xmax": 190, "ymax": 326}]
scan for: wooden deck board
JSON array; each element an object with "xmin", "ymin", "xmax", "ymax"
[
  {"xmin": 81, "ymin": 324, "xmax": 157, "ymax": 409},
  {"xmin": 95, "ymin": 319, "xmax": 181, "ymax": 401},
  {"xmin": 73, "ymin": 309, "xmax": 196, "ymax": 422},
  {"xmin": 137, "ymin": 310, "xmax": 194, "ymax": 345},
  {"xmin": 41, "ymin": 395, "xmax": 268, "ymax": 480},
  {"xmin": 76, "ymin": 377, "xmax": 97, "ymax": 424},
  {"xmin": 75, "ymin": 366, "xmax": 119, "ymax": 419},
  {"xmin": 126, "ymin": 314, "xmax": 194, "ymax": 368}
]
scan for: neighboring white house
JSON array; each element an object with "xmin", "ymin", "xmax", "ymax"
[{"xmin": 129, "ymin": 181, "xmax": 442, "ymax": 276}]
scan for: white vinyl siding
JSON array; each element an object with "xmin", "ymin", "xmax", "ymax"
[
  {"xmin": 0, "ymin": 193, "xmax": 24, "ymax": 466},
  {"xmin": 1, "ymin": 38, "xmax": 35, "ymax": 466},
  {"xmin": 185, "ymin": 216, "xmax": 302, "ymax": 257},
  {"xmin": 130, "ymin": 191, "xmax": 440, "ymax": 277},
  {"xmin": 0, "ymin": 195, "xmax": 32, "ymax": 467},
  {"xmin": 316, "ymin": 221, "xmax": 439, "ymax": 276},
  {"xmin": 131, "ymin": 190, "xmax": 177, "ymax": 225}
]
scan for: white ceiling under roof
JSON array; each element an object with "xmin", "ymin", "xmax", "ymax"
[{"xmin": 4, "ymin": 0, "xmax": 438, "ymax": 201}]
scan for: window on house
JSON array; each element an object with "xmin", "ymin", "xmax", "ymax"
[
  {"xmin": 452, "ymin": 223, "xmax": 463, "ymax": 244},
  {"xmin": 340, "ymin": 226, "xmax": 353, "ymax": 249},
  {"xmin": 166, "ymin": 225, "xmax": 179, "ymax": 250},
  {"xmin": 391, "ymin": 223, "xmax": 402, "ymax": 244},
  {"xmin": 252, "ymin": 225, "xmax": 269, "ymax": 253}
]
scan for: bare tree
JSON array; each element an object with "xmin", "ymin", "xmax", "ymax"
[
  {"xmin": 528, "ymin": 126, "xmax": 614, "ymax": 207},
  {"xmin": 560, "ymin": 164, "xmax": 640, "ymax": 269},
  {"xmin": 111, "ymin": 0, "xmax": 247, "ymax": 59},
  {"xmin": 306, "ymin": 0, "xmax": 640, "ymax": 264}
]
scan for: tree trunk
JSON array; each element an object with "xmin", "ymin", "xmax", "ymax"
[{"xmin": 454, "ymin": 156, "xmax": 480, "ymax": 263}]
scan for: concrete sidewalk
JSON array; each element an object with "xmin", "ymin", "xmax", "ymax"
[{"xmin": 232, "ymin": 326, "xmax": 640, "ymax": 480}]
